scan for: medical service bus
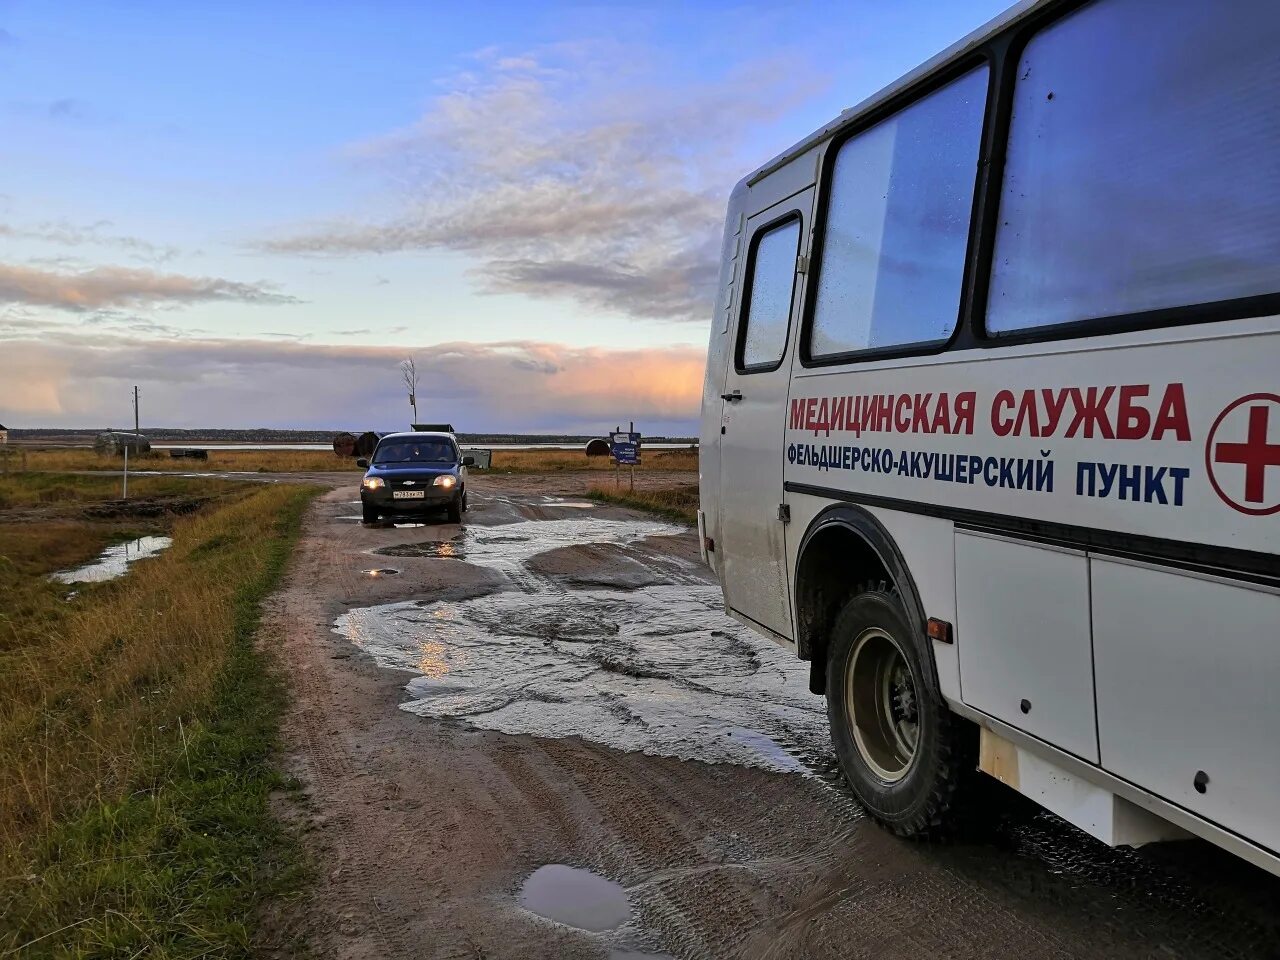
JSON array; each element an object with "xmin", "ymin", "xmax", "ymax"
[{"xmin": 699, "ymin": 0, "xmax": 1280, "ymax": 874}]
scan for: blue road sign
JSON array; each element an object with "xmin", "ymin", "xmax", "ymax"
[{"xmin": 610, "ymin": 431, "xmax": 641, "ymax": 464}]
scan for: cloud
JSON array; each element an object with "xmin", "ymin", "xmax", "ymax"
[
  {"xmin": 0, "ymin": 334, "xmax": 704, "ymax": 434},
  {"xmin": 0, "ymin": 219, "xmax": 181, "ymax": 264},
  {"xmin": 263, "ymin": 44, "xmax": 819, "ymax": 322},
  {"xmin": 0, "ymin": 263, "xmax": 297, "ymax": 311}
]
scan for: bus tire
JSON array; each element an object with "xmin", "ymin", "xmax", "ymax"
[{"xmin": 826, "ymin": 582, "xmax": 970, "ymax": 837}]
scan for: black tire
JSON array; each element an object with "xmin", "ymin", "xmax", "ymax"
[
  {"xmin": 446, "ymin": 496, "xmax": 463, "ymax": 524},
  {"xmin": 361, "ymin": 503, "xmax": 379, "ymax": 524},
  {"xmin": 461, "ymin": 490, "xmax": 468, "ymax": 513},
  {"xmin": 826, "ymin": 582, "xmax": 974, "ymax": 837}
]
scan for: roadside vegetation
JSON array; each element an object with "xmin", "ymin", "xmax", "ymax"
[
  {"xmin": 0, "ymin": 470, "xmax": 245, "ymax": 509},
  {"xmin": 587, "ymin": 482, "xmax": 699, "ymax": 524},
  {"xmin": 10, "ymin": 447, "xmax": 361, "ymax": 475},
  {"xmin": 12, "ymin": 446, "xmax": 699, "ymax": 476},
  {"xmin": 490, "ymin": 447, "xmax": 698, "ymax": 474},
  {"xmin": 0, "ymin": 473, "xmax": 321, "ymax": 957}
]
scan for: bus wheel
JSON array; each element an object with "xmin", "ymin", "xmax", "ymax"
[{"xmin": 826, "ymin": 583, "xmax": 970, "ymax": 837}]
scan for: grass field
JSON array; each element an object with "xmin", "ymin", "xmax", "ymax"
[
  {"xmin": 490, "ymin": 447, "xmax": 698, "ymax": 473},
  {"xmin": 7, "ymin": 447, "xmax": 362, "ymax": 474},
  {"xmin": 0, "ymin": 470, "xmax": 246, "ymax": 509},
  {"xmin": 10, "ymin": 445, "xmax": 699, "ymax": 475},
  {"xmin": 587, "ymin": 482, "xmax": 699, "ymax": 524},
  {"xmin": 0, "ymin": 474, "xmax": 321, "ymax": 957}
]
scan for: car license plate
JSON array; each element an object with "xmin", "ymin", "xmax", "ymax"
[{"xmin": 393, "ymin": 490, "xmax": 426, "ymax": 499}]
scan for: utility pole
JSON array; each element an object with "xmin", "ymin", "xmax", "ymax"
[{"xmin": 124, "ymin": 386, "xmax": 138, "ymax": 500}]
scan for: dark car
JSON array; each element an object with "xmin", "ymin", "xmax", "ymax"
[{"xmin": 357, "ymin": 432, "xmax": 473, "ymax": 525}]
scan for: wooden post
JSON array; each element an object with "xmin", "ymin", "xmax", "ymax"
[{"xmin": 122, "ymin": 445, "xmax": 129, "ymax": 500}]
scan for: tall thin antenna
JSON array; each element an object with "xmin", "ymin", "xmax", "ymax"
[{"xmin": 133, "ymin": 386, "xmax": 140, "ymax": 435}]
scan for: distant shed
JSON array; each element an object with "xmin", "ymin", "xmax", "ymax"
[
  {"xmin": 585, "ymin": 438, "xmax": 610, "ymax": 457},
  {"xmin": 0, "ymin": 423, "xmax": 7, "ymax": 445},
  {"xmin": 94, "ymin": 431, "xmax": 150, "ymax": 456}
]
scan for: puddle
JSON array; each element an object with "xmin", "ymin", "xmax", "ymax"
[
  {"xmin": 519, "ymin": 865, "xmax": 630, "ymax": 932},
  {"xmin": 362, "ymin": 568, "xmax": 400, "ymax": 577},
  {"xmin": 338, "ymin": 512, "xmax": 827, "ymax": 772},
  {"xmin": 543, "ymin": 496, "xmax": 597, "ymax": 509},
  {"xmin": 51, "ymin": 536, "xmax": 173, "ymax": 584},
  {"xmin": 374, "ymin": 517, "xmax": 681, "ymax": 568},
  {"xmin": 340, "ymin": 515, "xmax": 430, "ymax": 528},
  {"xmin": 334, "ymin": 583, "xmax": 825, "ymax": 774},
  {"xmin": 377, "ymin": 539, "xmax": 465, "ymax": 559}
]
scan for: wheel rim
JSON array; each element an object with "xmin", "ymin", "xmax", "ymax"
[{"xmin": 844, "ymin": 626, "xmax": 919, "ymax": 783}]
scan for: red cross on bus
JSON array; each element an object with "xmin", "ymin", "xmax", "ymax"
[{"xmin": 1206, "ymin": 393, "xmax": 1280, "ymax": 516}]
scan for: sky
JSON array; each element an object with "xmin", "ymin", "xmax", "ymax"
[{"xmin": 0, "ymin": 0, "xmax": 1009, "ymax": 434}]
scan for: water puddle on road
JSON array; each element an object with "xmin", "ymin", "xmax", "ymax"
[
  {"xmin": 51, "ymin": 536, "xmax": 172, "ymax": 584},
  {"xmin": 542, "ymin": 496, "xmax": 597, "ymax": 509},
  {"xmin": 519, "ymin": 865, "xmax": 630, "ymax": 932},
  {"xmin": 374, "ymin": 517, "xmax": 681, "ymax": 568},
  {"xmin": 377, "ymin": 538, "xmax": 466, "ymax": 559},
  {"xmin": 335, "ymin": 515, "xmax": 826, "ymax": 774}
]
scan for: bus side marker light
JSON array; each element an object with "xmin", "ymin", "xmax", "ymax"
[{"xmin": 927, "ymin": 618, "xmax": 952, "ymax": 644}]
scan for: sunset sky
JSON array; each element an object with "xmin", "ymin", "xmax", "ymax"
[{"xmin": 0, "ymin": 0, "xmax": 1007, "ymax": 433}]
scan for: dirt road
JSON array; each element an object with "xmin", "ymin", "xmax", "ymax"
[{"xmin": 264, "ymin": 474, "xmax": 1280, "ymax": 960}]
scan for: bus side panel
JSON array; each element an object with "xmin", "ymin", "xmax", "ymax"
[
  {"xmin": 1092, "ymin": 561, "xmax": 1280, "ymax": 854},
  {"xmin": 698, "ymin": 180, "xmax": 749, "ymax": 579},
  {"xmin": 783, "ymin": 321, "xmax": 1280, "ymax": 558}
]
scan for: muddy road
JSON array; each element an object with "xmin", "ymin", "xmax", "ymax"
[{"xmin": 265, "ymin": 474, "xmax": 1280, "ymax": 960}]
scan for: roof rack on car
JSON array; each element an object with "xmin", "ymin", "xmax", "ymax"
[{"xmin": 411, "ymin": 423, "xmax": 455, "ymax": 433}]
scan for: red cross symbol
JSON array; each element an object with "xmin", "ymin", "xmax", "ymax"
[{"xmin": 1206, "ymin": 393, "xmax": 1280, "ymax": 516}]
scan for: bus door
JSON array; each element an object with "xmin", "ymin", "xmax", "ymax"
[{"xmin": 718, "ymin": 189, "xmax": 812, "ymax": 638}]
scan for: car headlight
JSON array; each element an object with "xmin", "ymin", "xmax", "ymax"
[
  {"xmin": 362, "ymin": 476, "xmax": 385, "ymax": 490},
  {"xmin": 433, "ymin": 475, "xmax": 458, "ymax": 489}
]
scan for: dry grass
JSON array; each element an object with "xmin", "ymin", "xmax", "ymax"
[
  {"xmin": 489, "ymin": 447, "xmax": 698, "ymax": 473},
  {"xmin": 0, "ymin": 470, "xmax": 243, "ymax": 510},
  {"xmin": 13, "ymin": 447, "xmax": 362, "ymax": 474},
  {"xmin": 11, "ymin": 446, "xmax": 701, "ymax": 476},
  {"xmin": 586, "ymin": 482, "xmax": 700, "ymax": 524},
  {"xmin": 0, "ymin": 477, "xmax": 320, "ymax": 956}
]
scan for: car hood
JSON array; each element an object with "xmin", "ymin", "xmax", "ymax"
[{"xmin": 367, "ymin": 462, "xmax": 458, "ymax": 478}]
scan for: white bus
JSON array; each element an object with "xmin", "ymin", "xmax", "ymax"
[{"xmin": 699, "ymin": 0, "xmax": 1280, "ymax": 874}]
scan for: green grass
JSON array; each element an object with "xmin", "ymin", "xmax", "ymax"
[
  {"xmin": 0, "ymin": 471, "xmax": 244, "ymax": 509},
  {"xmin": 586, "ymin": 482, "xmax": 699, "ymax": 524},
  {"xmin": 0, "ymin": 479, "xmax": 321, "ymax": 958}
]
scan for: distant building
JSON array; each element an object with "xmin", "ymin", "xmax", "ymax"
[
  {"xmin": 94, "ymin": 431, "xmax": 150, "ymax": 456},
  {"xmin": 0, "ymin": 423, "xmax": 7, "ymax": 445}
]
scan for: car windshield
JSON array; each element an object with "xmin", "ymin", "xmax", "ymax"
[{"xmin": 372, "ymin": 440, "xmax": 457, "ymax": 464}]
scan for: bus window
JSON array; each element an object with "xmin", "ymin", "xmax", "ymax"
[
  {"xmin": 987, "ymin": 0, "xmax": 1280, "ymax": 334},
  {"xmin": 736, "ymin": 217, "xmax": 801, "ymax": 372},
  {"xmin": 807, "ymin": 66, "xmax": 987, "ymax": 360}
]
